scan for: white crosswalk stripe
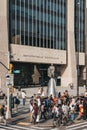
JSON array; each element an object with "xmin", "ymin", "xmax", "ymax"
[
  {"xmin": 0, "ymin": 124, "xmax": 52, "ymax": 130},
  {"xmin": 66, "ymin": 121, "xmax": 87, "ymax": 130}
]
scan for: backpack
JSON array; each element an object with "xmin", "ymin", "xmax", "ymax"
[{"xmin": 15, "ymin": 98, "xmax": 20, "ymax": 104}]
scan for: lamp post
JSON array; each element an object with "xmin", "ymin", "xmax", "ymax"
[
  {"xmin": 0, "ymin": 51, "xmax": 11, "ymax": 119},
  {"xmin": 6, "ymin": 51, "xmax": 11, "ymax": 119},
  {"xmin": 77, "ymin": 1, "xmax": 80, "ymax": 96}
]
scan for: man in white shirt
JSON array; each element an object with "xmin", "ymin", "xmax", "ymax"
[{"xmin": 21, "ymin": 91, "xmax": 26, "ymax": 105}]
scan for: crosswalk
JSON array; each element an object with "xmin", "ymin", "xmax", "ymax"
[
  {"xmin": 66, "ymin": 121, "xmax": 87, "ymax": 130},
  {"xmin": 1, "ymin": 121, "xmax": 87, "ymax": 130},
  {"xmin": 0, "ymin": 124, "xmax": 52, "ymax": 130}
]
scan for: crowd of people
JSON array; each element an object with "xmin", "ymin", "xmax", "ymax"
[
  {"xmin": 28, "ymin": 88, "xmax": 87, "ymax": 126},
  {"xmin": 1, "ymin": 87, "xmax": 87, "ymax": 127},
  {"xmin": 13, "ymin": 90, "xmax": 26, "ymax": 113},
  {"xmin": 0, "ymin": 89, "xmax": 27, "ymax": 124}
]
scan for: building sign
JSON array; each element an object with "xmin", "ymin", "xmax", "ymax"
[{"xmin": 10, "ymin": 44, "xmax": 66, "ymax": 64}]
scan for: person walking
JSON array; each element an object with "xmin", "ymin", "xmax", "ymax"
[
  {"xmin": 21, "ymin": 91, "xmax": 26, "ymax": 105},
  {"xmin": 83, "ymin": 98, "xmax": 87, "ymax": 120},
  {"xmin": 40, "ymin": 102, "xmax": 47, "ymax": 120},
  {"xmin": 14, "ymin": 93, "xmax": 20, "ymax": 112},
  {"xmin": 29, "ymin": 101, "xmax": 33, "ymax": 123},
  {"xmin": 0, "ymin": 105, "xmax": 7, "ymax": 125},
  {"xmin": 32, "ymin": 103, "xmax": 39, "ymax": 124},
  {"xmin": 69, "ymin": 99, "xmax": 75, "ymax": 123}
]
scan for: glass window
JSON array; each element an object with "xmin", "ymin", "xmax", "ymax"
[
  {"xmin": 9, "ymin": 0, "xmax": 67, "ymax": 50},
  {"xmin": 75, "ymin": 0, "xmax": 85, "ymax": 52}
]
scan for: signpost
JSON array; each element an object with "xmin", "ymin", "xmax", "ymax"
[
  {"xmin": 5, "ymin": 73, "xmax": 14, "ymax": 119},
  {"xmin": 13, "ymin": 70, "xmax": 20, "ymax": 74},
  {"xmin": 0, "ymin": 53, "xmax": 13, "ymax": 119},
  {"xmin": 6, "ymin": 74, "xmax": 14, "ymax": 86}
]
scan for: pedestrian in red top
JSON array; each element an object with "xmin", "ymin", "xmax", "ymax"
[
  {"xmin": 32, "ymin": 103, "xmax": 39, "ymax": 124},
  {"xmin": 53, "ymin": 96, "xmax": 58, "ymax": 105},
  {"xmin": 79, "ymin": 101, "xmax": 84, "ymax": 119}
]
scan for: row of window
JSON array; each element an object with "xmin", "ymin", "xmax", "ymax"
[
  {"xmin": 9, "ymin": 0, "xmax": 85, "ymax": 52},
  {"xmin": 13, "ymin": 0, "xmax": 66, "ymax": 11},
  {"xmin": 12, "ymin": 35, "xmax": 66, "ymax": 50},
  {"xmin": 12, "ymin": 13, "xmax": 66, "ymax": 25},
  {"xmin": 74, "ymin": 0, "xmax": 85, "ymax": 52},
  {"xmin": 9, "ymin": 0, "xmax": 67, "ymax": 50}
]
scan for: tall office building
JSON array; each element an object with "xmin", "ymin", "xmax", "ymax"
[{"xmin": 0, "ymin": 0, "xmax": 86, "ymax": 95}]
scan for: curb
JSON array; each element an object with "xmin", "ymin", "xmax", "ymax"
[{"xmin": 34, "ymin": 124, "xmax": 53, "ymax": 127}]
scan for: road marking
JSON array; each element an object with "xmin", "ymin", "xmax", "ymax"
[
  {"xmin": 8, "ymin": 124, "xmax": 30, "ymax": 130},
  {"xmin": 66, "ymin": 121, "xmax": 87, "ymax": 128},
  {"xmin": 0, "ymin": 125, "xmax": 51, "ymax": 130},
  {"xmin": 51, "ymin": 128, "xmax": 59, "ymax": 130},
  {"xmin": 8, "ymin": 124, "xmax": 50, "ymax": 130},
  {"xmin": 0, "ymin": 125, "xmax": 20, "ymax": 130},
  {"xmin": 66, "ymin": 124, "xmax": 87, "ymax": 130},
  {"xmin": 30, "ymin": 125, "xmax": 51, "ymax": 130},
  {"xmin": 17, "ymin": 122, "xmax": 30, "ymax": 126}
]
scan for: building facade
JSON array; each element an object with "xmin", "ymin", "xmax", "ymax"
[{"xmin": 0, "ymin": 0, "xmax": 87, "ymax": 95}]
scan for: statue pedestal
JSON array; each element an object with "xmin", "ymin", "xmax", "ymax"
[{"xmin": 47, "ymin": 78, "xmax": 56, "ymax": 97}]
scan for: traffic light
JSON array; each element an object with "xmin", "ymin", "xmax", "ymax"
[{"xmin": 9, "ymin": 63, "xmax": 13, "ymax": 74}]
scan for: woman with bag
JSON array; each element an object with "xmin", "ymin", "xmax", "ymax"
[{"xmin": 14, "ymin": 93, "xmax": 20, "ymax": 112}]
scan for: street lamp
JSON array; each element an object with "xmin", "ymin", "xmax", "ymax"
[
  {"xmin": 6, "ymin": 51, "xmax": 12, "ymax": 119},
  {"xmin": 77, "ymin": 1, "xmax": 80, "ymax": 96},
  {"xmin": 0, "ymin": 51, "xmax": 11, "ymax": 119}
]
